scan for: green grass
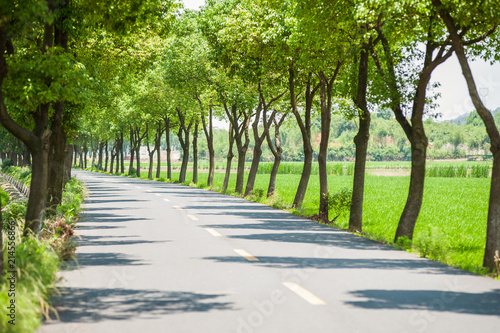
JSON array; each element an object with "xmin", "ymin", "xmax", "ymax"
[
  {"xmin": 150, "ymin": 169, "xmax": 490, "ymax": 275},
  {"xmin": 1, "ymin": 169, "xmax": 86, "ymax": 332}
]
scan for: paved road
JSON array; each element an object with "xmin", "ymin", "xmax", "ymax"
[{"xmin": 40, "ymin": 170, "xmax": 500, "ymax": 333}]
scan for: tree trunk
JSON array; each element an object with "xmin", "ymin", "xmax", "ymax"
[
  {"xmin": 64, "ymin": 144, "xmax": 72, "ymax": 185},
  {"xmin": 192, "ymin": 121, "xmax": 199, "ymax": 184},
  {"xmin": 47, "ymin": 100, "xmax": 66, "ymax": 214},
  {"xmin": 23, "ymin": 145, "xmax": 31, "ymax": 167},
  {"xmin": 289, "ymin": 69, "xmax": 319, "ymax": 209},
  {"xmin": 223, "ymin": 123, "xmax": 234, "ymax": 191},
  {"xmin": 224, "ymin": 104, "xmax": 250, "ymax": 195},
  {"xmin": 318, "ymin": 68, "xmax": 340, "ymax": 221},
  {"xmin": 235, "ymin": 148, "xmax": 247, "ymax": 194},
  {"xmin": 97, "ymin": 141, "xmax": 104, "ymax": 170},
  {"xmin": 115, "ymin": 136, "xmax": 121, "ymax": 174},
  {"xmin": 46, "ymin": 0, "xmax": 69, "ymax": 214},
  {"xmin": 155, "ymin": 122, "xmax": 162, "ymax": 179},
  {"xmin": 135, "ymin": 126, "xmax": 146, "ymax": 178},
  {"xmin": 129, "ymin": 125, "xmax": 135, "ymax": 175},
  {"xmin": 244, "ymin": 101, "xmax": 265, "ymax": 197},
  {"xmin": 120, "ymin": 131, "xmax": 125, "ymax": 174},
  {"xmin": 295, "ymin": 147, "xmax": 313, "ymax": 208},
  {"xmin": 177, "ymin": 109, "xmax": 192, "ymax": 184},
  {"xmin": 349, "ymin": 44, "xmax": 370, "ymax": 232},
  {"xmin": 394, "ymin": 133, "xmax": 427, "ymax": 241},
  {"xmin": 104, "ymin": 141, "xmax": 109, "ymax": 172},
  {"xmin": 110, "ymin": 141, "xmax": 115, "ymax": 173},
  {"xmin": 165, "ymin": 116, "xmax": 172, "ymax": 180},
  {"xmin": 79, "ymin": 145, "xmax": 83, "ymax": 168},
  {"xmin": 24, "ymin": 142, "xmax": 50, "ymax": 237},
  {"xmin": 148, "ymin": 152, "xmax": 154, "ymax": 180},
  {"xmin": 178, "ymin": 127, "xmax": 189, "ymax": 183},
  {"xmin": 136, "ymin": 138, "xmax": 141, "ymax": 178},
  {"xmin": 90, "ymin": 135, "xmax": 96, "ymax": 168},
  {"xmin": 201, "ymin": 106, "xmax": 215, "ymax": 187},
  {"xmin": 266, "ymin": 114, "xmax": 286, "ymax": 197}
]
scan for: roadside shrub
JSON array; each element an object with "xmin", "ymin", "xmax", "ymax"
[
  {"xmin": 1, "ymin": 189, "xmax": 9, "ymax": 207},
  {"xmin": 2, "ymin": 201, "xmax": 28, "ymax": 230},
  {"xmin": 324, "ymin": 187, "xmax": 352, "ymax": 221},
  {"xmin": 4, "ymin": 167, "xmax": 31, "ymax": 185},
  {"xmin": 56, "ymin": 178, "xmax": 85, "ymax": 224},
  {"xmin": 1, "ymin": 158, "xmax": 13, "ymax": 172},
  {"xmin": 395, "ymin": 236, "xmax": 413, "ymax": 251},
  {"xmin": 41, "ymin": 217, "xmax": 76, "ymax": 261},
  {"xmin": 414, "ymin": 227, "xmax": 448, "ymax": 263},
  {"xmin": 250, "ymin": 188, "xmax": 265, "ymax": 201}
]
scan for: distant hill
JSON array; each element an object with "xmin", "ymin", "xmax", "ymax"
[{"xmin": 448, "ymin": 107, "xmax": 500, "ymax": 125}]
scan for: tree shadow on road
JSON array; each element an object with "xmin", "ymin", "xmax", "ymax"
[
  {"xmin": 228, "ymin": 231, "xmax": 395, "ymax": 251},
  {"xmin": 46, "ymin": 288, "xmax": 233, "ymax": 323},
  {"xmin": 63, "ymin": 252, "xmax": 147, "ymax": 270},
  {"xmin": 202, "ymin": 255, "xmax": 457, "ymax": 275},
  {"xmin": 345, "ymin": 289, "xmax": 500, "ymax": 316}
]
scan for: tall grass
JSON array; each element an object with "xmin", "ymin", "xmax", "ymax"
[
  {"xmin": 0, "ymin": 169, "xmax": 86, "ymax": 332},
  {"xmin": 256, "ymin": 162, "xmax": 355, "ymax": 176},
  {"xmin": 426, "ymin": 164, "xmax": 490, "ymax": 178}
]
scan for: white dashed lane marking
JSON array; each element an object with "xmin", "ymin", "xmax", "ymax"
[
  {"xmin": 234, "ymin": 249, "xmax": 259, "ymax": 262},
  {"xmin": 282, "ymin": 282, "xmax": 326, "ymax": 305},
  {"xmin": 205, "ymin": 228, "xmax": 222, "ymax": 237}
]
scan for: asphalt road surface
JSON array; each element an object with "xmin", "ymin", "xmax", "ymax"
[{"xmin": 39, "ymin": 170, "xmax": 500, "ymax": 333}]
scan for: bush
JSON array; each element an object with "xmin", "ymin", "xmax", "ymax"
[
  {"xmin": 2, "ymin": 201, "xmax": 27, "ymax": 231},
  {"xmin": 324, "ymin": 187, "xmax": 352, "ymax": 220},
  {"xmin": 55, "ymin": 178, "xmax": 85, "ymax": 224},
  {"xmin": 1, "ymin": 158, "xmax": 13, "ymax": 172},
  {"xmin": 250, "ymin": 188, "xmax": 265, "ymax": 201},
  {"xmin": 0, "ymin": 189, "xmax": 9, "ymax": 207}
]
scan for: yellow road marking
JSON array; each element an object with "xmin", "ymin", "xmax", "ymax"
[
  {"xmin": 282, "ymin": 282, "xmax": 326, "ymax": 305},
  {"xmin": 205, "ymin": 228, "xmax": 222, "ymax": 237},
  {"xmin": 173, "ymin": 206, "xmax": 182, "ymax": 210},
  {"xmin": 187, "ymin": 215, "xmax": 199, "ymax": 221},
  {"xmin": 234, "ymin": 249, "xmax": 259, "ymax": 261}
]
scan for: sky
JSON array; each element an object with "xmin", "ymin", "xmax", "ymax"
[{"xmin": 181, "ymin": 0, "xmax": 500, "ymax": 121}]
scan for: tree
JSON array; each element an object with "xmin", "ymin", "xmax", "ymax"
[
  {"xmin": 431, "ymin": 0, "xmax": 500, "ymax": 271},
  {"xmin": 366, "ymin": 2, "xmax": 454, "ymax": 241},
  {"xmin": 0, "ymin": 0, "xmax": 88, "ymax": 236}
]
